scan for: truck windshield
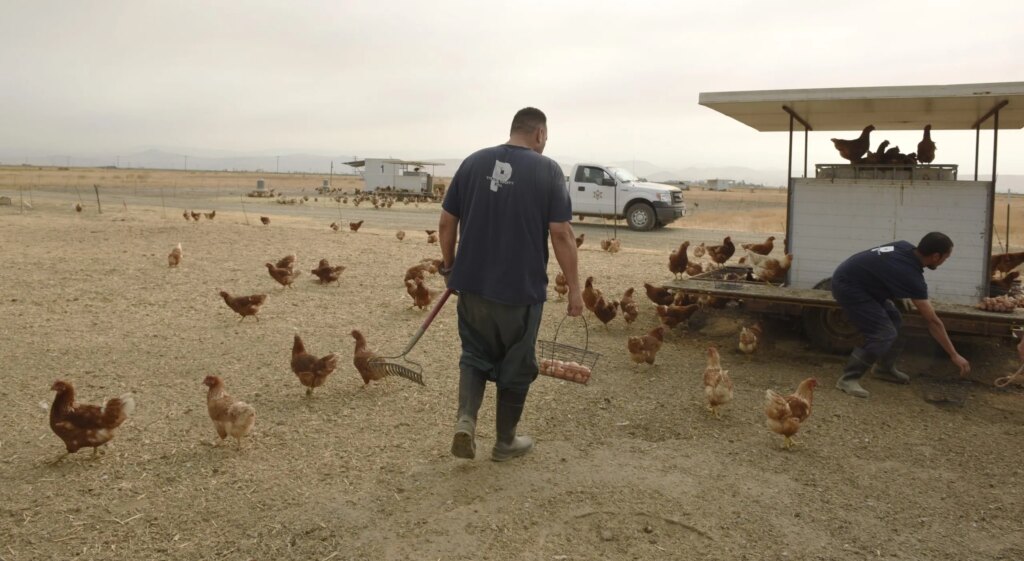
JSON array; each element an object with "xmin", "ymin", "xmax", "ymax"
[{"xmin": 608, "ymin": 167, "xmax": 639, "ymax": 183}]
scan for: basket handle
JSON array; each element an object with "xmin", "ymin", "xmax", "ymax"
[{"xmin": 551, "ymin": 313, "xmax": 590, "ymax": 352}]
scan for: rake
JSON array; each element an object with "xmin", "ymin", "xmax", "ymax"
[{"xmin": 368, "ymin": 288, "xmax": 453, "ymax": 385}]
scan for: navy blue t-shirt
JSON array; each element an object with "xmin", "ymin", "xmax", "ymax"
[
  {"xmin": 832, "ymin": 240, "xmax": 928, "ymax": 304},
  {"xmin": 442, "ymin": 144, "xmax": 572, "ymax": 306}
]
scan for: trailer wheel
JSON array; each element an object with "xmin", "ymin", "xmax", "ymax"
[
  {"xmin": 801, "ymin": 278, "xmax": 862, "ymax": 354},
  {"xmin": 626, "ymin": 203, "xmax": 656, "ymax": 231}
]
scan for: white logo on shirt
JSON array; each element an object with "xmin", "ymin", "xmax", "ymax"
[
  {"xmin": 488, "ymin": 160, "xmax": 514, "ymax": 192},
  {"xmin": 871, "ymin": 245, "xmax": 895, "ymax": 254}
]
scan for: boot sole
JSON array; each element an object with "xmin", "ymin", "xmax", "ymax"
[
  {"xmin": 873, "ymin": 373, "xmax": 910, "ymax": 385},
  {"xmin": 451, "ymin": 431, "xmax": 475, "ymax": 459}
]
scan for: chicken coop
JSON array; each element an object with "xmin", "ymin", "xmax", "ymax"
[
  {"xmin": 343, "ymin": 158, "xmax": 442, "ymax": 195},
  {"xmin": 667, "ymin": 82, "xmax": 1024, "ymax": 352}
]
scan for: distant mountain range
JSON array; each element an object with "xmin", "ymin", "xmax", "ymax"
[{"xmin": 3, "ymin": 148, "xmax": 1023, "ymax": 191}]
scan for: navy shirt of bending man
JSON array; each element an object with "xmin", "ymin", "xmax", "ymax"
[{"xmin": 831, "ymin": 232, "xmax": 970, "ymax": 399}]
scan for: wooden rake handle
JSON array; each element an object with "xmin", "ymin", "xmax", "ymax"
[{"xmin": 397, "ymin": 288, "xmax": 453, "ymax": 356}]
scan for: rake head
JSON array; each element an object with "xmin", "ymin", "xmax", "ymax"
[{"xmin": 368, "ymin": 356, "xmax": 426, "ymax": 386}]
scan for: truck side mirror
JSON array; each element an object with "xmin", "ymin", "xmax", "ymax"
[{"xmin": 601, "ymin": 178, "xmax": 616, "ymax": 187}]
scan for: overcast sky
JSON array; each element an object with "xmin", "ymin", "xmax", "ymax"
[{"xmin": 2, "ymin": 0, "xmax": 1023, "ymax": 174}]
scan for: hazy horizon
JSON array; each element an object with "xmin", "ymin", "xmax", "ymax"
[{"xmin": 2, "ymin": 1, "xmax": 1023, "ymax": 174}]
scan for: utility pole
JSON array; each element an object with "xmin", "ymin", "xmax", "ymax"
[
  {"xmin": 329, "ymin": 161, "xmax": 333, "ymax": 186},
  {"xmin": 184, "ymin": 155, "xmax": 188, "ymax": 171},
  {"xmin": 276, "ymin": 155, "xmax": 280, "ymax": 173}
]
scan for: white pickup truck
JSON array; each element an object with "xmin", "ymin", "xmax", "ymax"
[{"xmin": 568, "ymin": 163, "xmax": 686, "ymax": 230}]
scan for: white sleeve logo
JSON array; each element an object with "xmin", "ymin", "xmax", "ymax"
[
  {"xmin": 870, "ymin": 245, "xmax": 895, "ymax": 254},
  {"xmin": 488, "ymin": 161, "xmax": 513, "ymax": 192}
]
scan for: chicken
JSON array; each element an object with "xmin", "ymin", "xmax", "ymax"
[
  {"xmin": 702, "ymin": 347, "xmax": 733, "ymax": 418},
  {"xmin": 219, "ymin": 291, "xmax": 268, "ymax": 322},
  {"xmin": 406, "ymin": 277, "xmax": 441, "ymax": 310},
  {"xmin": 669, "ymin": 241, "xmax": 690, "ymax": 279},
  {"xmin": 706, "ymin": 236, "xmax": 736, "ymax": 265},
  {"xmin": 739, "ymin": 322, "xmax": 762, "ymax": 355},
  {"xmin": 741, "ymin": 236, "xmax": 775, "ymax": 256},
  {"xmin": 351, "ymin": 329, "xmax": 385, "ymax": 386},
  {"xmin": 260, "ymin": 216, "xmax": 270, "ymax": 226},
  {"xmin": 311, "ymin": 262, "xmax": 345, "ymax": 284},
  {"xmin": 425, "ymin": 229, "xmax": 437, "ymax": 235},
  {"xmin": 656, "ymin": 303, "xmax": 699, "ymax": 329},
  {"xmin": 48, "ymin": 380, "xmax": 135, "ymax": 461},
  {"xmin": 405, "ymin": 263, "xmax": 430, "ymax": 283},
  {"xmin": 190, "ymin": 211, "xmax": 202, "ymax": 222},
  {"xmin": 575, "ymin": 233, "xmax": 585, "ymax": 248},
  {"xmin": 291, "ymin": 334, "xmax": 339, "ymax": 396},
  {"xmin": 692, "ymin": 242, "xmax": 706, "ymax": 259},
  {"xmin": 673, "ymin": 291, "xmax": 698, "ymax": 306},
  {"xmin": 627, "ymin": 325, "xmax": 666, "ymax": 366},
  {"xmin": 182, "ymin": 209, "xmax": 189, "ymax": 220},
  {"xmin": 266, "ymin": 262, "xmax": 301, "ymax": 288},
  {"xmin": 168, "ymin": 242, "xmax": 182, "ymax": 267},
  {"xmin": 917, "ymin": 124, "xmax": 936, "ymax": 164},
  {"xmin": 685, "ymin": 261, "xmax": 704, "ymax": 277},
  {"xmin": 583, "ymin": 276, "xmax": 603, "ymax": 313},
  {"xmin": 830, "ymin": 125, "xmax": 875, "ymax": 163},
  {"xmin": 765, "ymin": 377, "xmax": 818, "ymax": 449},
  {"xmin": 329, "ymin": 222, "xmax": 340, "ymax": 232},
  {"xmin": 593, "ymin": 295, "xmax": 619, "ymax": 327},
  {"xmin": 204, "ymin": 210, "xmax": 216, "ymax": 220},
  {"xmin": 862, "ymin": 140, "xmax": 891, "ymax": 164},
  {"xmin": 990, "ymin": 251, "xmax": 1024, "ymax": 276},
  {"xmin": 427, "ymin": 233, "xmax": 439, "ymax": 244},
  {"xmin": 349, "ymin": 220, "xmax": 364, "ymax": 232},
  {"xmin": 747, "ymin": 252, "xmax": 793, "ymax": 284},
  {"xmin": 991, "ymin": 270, "xmax": 1021, "ymax": 292},
  {"xmin": 553, "ymin": 271, "xmax": 569, "ymax": 299},
  {"xmin": 275, "ymin": 254, "xmax": 296, "ymax": 272},
  {"xmin": 396, "ymin": 230, "xmax": 406, "ymax": 241},
  {"xmin": 620, "ymin": 287, "xmax": 639, "ymax": 325},
  {"xmin": 202, "ymin": 375, "xmax": 256, "ymax": 447},
  {"xmin": 643, "ymin": 282, "xmax": 674, "ymax": 306},
  {"xmin": 600, "ymin": 238, "xmax": 621, "ymax": 253}
]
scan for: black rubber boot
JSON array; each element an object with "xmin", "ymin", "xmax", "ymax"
[
  {"xmin": 451, "ymin": 369, "xmax": 487, "ymax": 459},
  {"xmin": 491, "ymin": 388, "xmax": 534, "ymax": 462},
  {"xmin": 873, "ymin": 339, "xmax": 911, "ymax": 384},
  {"xmin": 836, "ymin": 349, "xmax": 876, "ymax": 398}
]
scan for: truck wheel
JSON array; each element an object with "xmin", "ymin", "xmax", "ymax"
[
  {"xmin": 625, "ymin": 203, "xmax": 656, "ymax": 231},
  {"xmin": 801, "ymin": 278, "xmax": 861, "ymax": 354}
]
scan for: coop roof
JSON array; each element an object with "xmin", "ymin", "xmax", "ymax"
[
  {"xmin": 699, "ymin": 82, "xmax": 1024, "ymax": 132},
  {"xmin": 343, "ymin": 159, "xmax": 443, "ymax": 168}
]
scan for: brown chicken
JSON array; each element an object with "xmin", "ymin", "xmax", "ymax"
[
  {"xmin": 917, "ymin": 124, "xmax": 936, "ymax": 164},
  {"xmin": 831, "ymin": 125, "xmax": 875, "ymax": 163},
  {"xmin": 553, "ymin": 271, "xmax": 569, "ymax": 299},
  {"xmin": 583, "ymin": 276, "xmax": 603, "ymax": 313},
  {"xmin": 862, "ymin": 140, "xmax": 891, "ymax": 164},
  {"xmin": 190, "ymin": 211, "xmax": 202, "ymax": 222},
  {"xmin": 203, "ymin": 375, "xmax": 256, "ymax": 447},
  {"xmin": 311, "ymin": 261, "xmax": 345, "ymax": 284},
  {"xmin": 181, "ymin": 209, "xmax": 189, "ymax": 220},
  {"xmin": 406, "ymin": 278, "xmax": 441, "ymax": 310},
  {"xmin": 990, "ymin": 251, "xmax": 1024, "ymax": 276},
  {"xmin": 405, "ymin": 263, "xmax": 430, "ymax": 283},
  {"xmin": 351, "ymin": 329, "xmax": 385, "ymax": 386},
  {"xmin": 739, "ymin": 322, "xmax": 763, "ymax": 355},
  {"xmin": 219, "ymin": 291, "xmax": 268, "ymax": 322},
  {"xmin": 204, "ymin": 210, "xmax": 216, "ymax": 220},
  {"xmin": 349, "ymin": 220, "xmax": 364, "ymax": 232},
  {"xmin": 593, "ymin": 295, "xmax": 619, "ymax": 327},
  {"xmin": 396, "ymin": 230, "xmax": 406, "ymax": 241},
  {"xmin": 747, "ymin": 252, "xmax": 793, "ymax": 284},
  {"xmin": 669, "ymin": 241, "xmax": 690, "ymax": 279},
  {"xmin": 48, "ymin": 380, "xmax": 135, "ymax": 461},
  {"xmin": 575, "ymin": 233, "xmax": 585, "ymax": 248},
  {"xmin": 329, "ymin": 222, "xmax": 340, "ymax": 232},
  {"xmin": 643, "ymin": 282, "xmax": 674, "ymax": 306},
  {"xmin": 276, "ymin": 254, "xmax": 296, "ymax": 272},
  {"xmin": 291, "ymin": 334, "xmax": 339, "ymax": 396},
  {"xmin": 685, "ymin": 261, "xmax": 704, "ymax": 277},
  {"xmin": 656, "ymin": 303, "xmax": 699, "ymax": 329},
  {"xmin": 427, "ymin": 233, "xmax": 439, "ymax": 244},
  {"xmin": 673, "ymin": 291, "xmax": 698, "ymax": 306},
  {"xmin": 706, "ymin": 236, "xmax": 736, "ymax": 265},
  {"xmin": 168, "ymin": 242, "xmax": 182, "ymax": 267},
  {"xmin": 266, "ymin": 262, "xmax": 300, "ymax": 288},
  {"xmin": 620, "ymin": 287, "xmax": 639, "ymax": 324},
  {"xmin": 991, "ymin": 270, "xmax": 1021, "ymax": 292},
  {"xmin": 692, "ymin": 242, "xmax": 706, "ymax": 259},
  {"xmin": 627, "ymin": 325, "xmax": 666, "ymax": 366},
  {"xmin": 600, "ymin": 238, "xmax": 621, "ymax": 253},
  {"xmin": 260, "ymin": 216, "xmax": 270, "ymax": 226},
  {"xmin": 765, "ymin": 377, "xmax": 818, "ymax": 449},
  {"xmin": 702, "ymin": 347, "xmax": 733, "ymax": 418},
  {"xmin": 425, "ymin": 229, "xmax": 436, "ymax": 235},
  {"xmin": 741, "ymin": 236, "xmax": 775, "ymax": 256}
]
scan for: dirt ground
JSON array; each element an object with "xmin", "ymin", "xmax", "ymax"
[{"xmin": 2, "ymin": 176, "xmax": 1024, "ymax": 561}]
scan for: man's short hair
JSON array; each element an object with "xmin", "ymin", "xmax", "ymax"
[
  {"xmin": 918, "ymin": 232, "xmax": 954, "ymax": 256},
  {"xmin": 510, "ymin": 107, "xmax": 547, "ymax": 134}
]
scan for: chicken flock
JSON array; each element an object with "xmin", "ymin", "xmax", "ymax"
[{"xmin": 830, "ymin": 124, "xmax": 937, "ymax": 165}]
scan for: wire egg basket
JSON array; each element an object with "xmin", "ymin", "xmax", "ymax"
[{"xmin": 537, "ymin": 314, "xmax": 600, "ymax": 385}]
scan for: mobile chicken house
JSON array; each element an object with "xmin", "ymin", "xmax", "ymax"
[
  {"xmin": 344, "ymin": 158, "xmax": 442, "ymax": 195},
  {"xmin": 668, "ymin": 82, "xmax": 1024, "ymax": 352}
]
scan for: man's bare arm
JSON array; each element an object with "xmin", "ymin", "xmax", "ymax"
[
  {"xmin": 912, "ymin": 298, "xmax": 970, "ymax": 376},
  {"xmin": 439, "ymin": 210, "xmax": 458, "ymax": 270},
  {"xmin": 549, "ymin": 221, "xmax": 583, "ymax": 316}
]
